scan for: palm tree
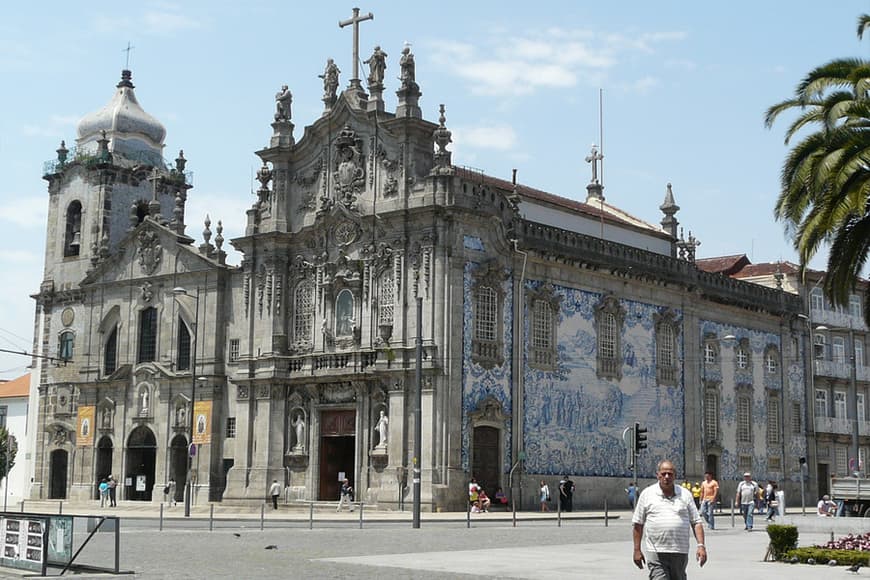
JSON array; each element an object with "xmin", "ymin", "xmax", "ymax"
[{"xmin": 765, "ymin": 14, "xmax": 870, "ymax": 319}]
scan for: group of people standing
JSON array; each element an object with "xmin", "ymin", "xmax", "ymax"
[
  {"xmin": 97, "ymin": 475, "xmax": 117, "ymax": 507},
  {"xmin": 538, "ymin": 476, "xmax": 575, "ymax": 512}
]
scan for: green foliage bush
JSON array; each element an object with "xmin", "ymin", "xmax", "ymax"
[
  {"xmin": 785, "ymin": 547, "xmax": 870, "ymax": 566},
  {"xmin": 766, "ymin": 525, "xmax": 798, "ymax": 560}
]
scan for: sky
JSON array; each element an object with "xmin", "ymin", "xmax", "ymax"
[{"xmin": 0, "ymin": 0, "xmax": 867, "ymax": 380}]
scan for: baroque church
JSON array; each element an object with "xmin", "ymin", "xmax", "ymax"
[{"xmin": 29, "ymin": 18, "xmax": 812, "ymax": 510}]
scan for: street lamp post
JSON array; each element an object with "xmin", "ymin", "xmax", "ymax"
[{"xmin": 173, "ymin": 286, "xmax": 200, "ymax": 517}]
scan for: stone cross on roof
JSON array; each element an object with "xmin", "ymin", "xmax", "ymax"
[
  {"xmin": 585, "ymin": 145, "xmax": 603, "ymax": 184},
  {"xmin": 339, "ymin": 7, "xmax": 374, "ymax": 89}
]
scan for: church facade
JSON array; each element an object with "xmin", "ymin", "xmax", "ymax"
[{"xmin": 29, "ymin": 27, "xmax": 811, "ymax": 510}]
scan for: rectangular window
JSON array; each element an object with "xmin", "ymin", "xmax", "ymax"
[
  {"xmin": 833, "ymin": 337, "xmax": 846, "ymax": 364},
  {"xmin": 850, "ymin": 294, "xmax": 862, "ymax": 319},
  {"xmin": 532, "ymin": 300, "xmax": 553, "ymax": 350},
  {"xmin": 736, "ymin": 348, "xmax": 748, "ymax": 369},
  {"xmin": 293, "ymin": 283, "xmax": 314, "ymax": 343},
  {"xmin": 703, "ymin": 342, "xmax": 717, "ymax": 365},
  {"xmin": 811, "ymin": 287, "xmax": 824, "ymax": 313},
  {"xmin": 792, "ymin": 401, "xmax": 802, "ymax": 434},
  {"xmin": 0, "ymin": 406, "xmax": 8, "ymax": 429},
  {"xmin": 137, "ymin": 307, "xmax": 157, "ymax": 363},
  {"xmin": 768, "ymin": 456, "xmax": 782, "ymax": 471},
  {"xmin": 815, "ymin": 389, "xmax": 828, "ymax": 417},
  {"xmin": 176, "ymin": 320, "xmax": 191, "ymax": 371},
  {"xmin": 59, "ymin": 332, "xmax": 74, "ymax": 361},
  {"xmin": 767, "ymin": 395, "xmax": 780, "ymax": 445},
  {"xmin": 226, "ymin": 417, "xmax": 236, "ymax": 439},
  {"xmin": 704, "ymin": 390, "xmax": 718, "ymax": 442},
  {"xmin": 104, "ymin": 327, "xmax": 118, "ymax": 376},
  {"xmin": 836, "ymin": 446, "xmax": 848, "ymax": 475},
  {"xmin": 229, "ymin": 339, "xmax": 240, "ymax": 362},
  {"xmin": 856, "ymin": 339, "xmax": 865, "ymax": 367},
  {"xmin": 475, "ymin": 287, "xmax": 497, "ymax": 342},
  {"xmin": 738, "ymin": 455, "xmax": 752, "ymax": 475},
  {"xmin": 859, "ymin": 393, "xmax": 866, "ymax": 424},
  {"xmin": 737, "ymin": 395, "xmax": 752, "ymax": 444},
  {"xmin": 814, "ymin": 334, "xmax": 826, "ymax": 360},
  {"xmin": 834, "ymin": 390, "xmax": 847, "ymax": 419},
  {"xmin": 765, "ymin": 353, "xmax": 778, "ymax": 374},
  {"xmin": 379, "ymin": 275, "xmax": 395, "ymax": 326},
  {"xmin": 600, "ymin": 313, "xmax": 616, "ymax": 359}
]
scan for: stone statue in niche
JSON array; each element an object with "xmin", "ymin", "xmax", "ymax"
[
  {"xmin": 335, "ymin": 290, "xmax": 355, "ymax": 337},
  {"xmin": 175, "ymin": 403, "xmax": 187, "ymax": 427},
  {"xmin": 139, "ymin": 388, "xmax": 149, "ymax": 415},
  {"xmin": 291, "ymin": 412, "xmax": 306, "ymax": 452},
  {"xmin": 101, "ymin": 407, "xmax": 112, "ymax": 429},
  {"xmin": 374, "ymin": 410, "xmax": 389, "ymax": 449}
]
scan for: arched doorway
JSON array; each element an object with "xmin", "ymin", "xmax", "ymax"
[
  {"xmin": 472, "ymin": 426, "xmax": 501, "ymax": 496},
  {"xmin": 126, "ymin": 426, "xmax": 157, "ymax": 501},
  {"xmin": 48, "ymin": 449, "xmax": 68, "ymax": 499},
  {"xmin": 95, "ymin": 436, "xmax": 113, "ymax": 499},
  {"xmin": 169, "ymin": 434, "xmax": 188, "ymax": 504}
]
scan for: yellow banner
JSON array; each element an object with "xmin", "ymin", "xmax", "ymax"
[
  {"xmin": 192, "ymin": 401, "xmax": 212, "ymax": 445},
  {"xmin": 77, "ymin": 405, "xmax": 95, "ymax": 447}
]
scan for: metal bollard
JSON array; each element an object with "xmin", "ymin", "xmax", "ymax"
[
  {"xmin": 19, "ymin": 500, "xmax": 23, "ymax": 513},
  {"xmin": 59, "ymin": 501, "xmax": 62, "ymax": 515},
  {"xmin": 359, "ymin": 503, "xmax": 364, "ymax": 529},
  {"xmin": 209, "ymin": 504, "xmax": 214, "ymax": 532},
  {"xmin": 467, "ymin": 500, "xmax": 471, "ymax": 528},
  {"xmin": 512, "ymin": 505, "xmax": 517, "ymax": 528},
  {"xmin": 260, "ymin": 502, "xmax": 265, "ymax": 531},
  {"xmin": 309, "ymin": 502, "xmax": 314, "ymax": 530},
  {"xmin": 604, "ymin": 498, "xmax": 608, "ymax": 527},
  {"xmin": 730, "ymin": 499, "xmax": 735, "ymax": 528},
  {"xmin": 557, "ymin": 502, "xmax": 562, "ymax": 527},
  {"xmin": 159, "ymin": 503, "xmax": 164, "ymax": 531}
]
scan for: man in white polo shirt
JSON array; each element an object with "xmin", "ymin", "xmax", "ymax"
[{"xmin": 632, "ymin": 459, "xmax": 706, "ymax": 579}]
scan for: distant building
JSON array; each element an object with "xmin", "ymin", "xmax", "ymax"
[
  {"xmin": 29, "ymin": 19, "xmax": 807, "ymax": 509},
  {"xmin": 0, "ymin": 374, "xmax": 31, "ymax": 507},
  {"xmin": 715, "ymin": 259, "xmax": 868, "ymax": 501}
]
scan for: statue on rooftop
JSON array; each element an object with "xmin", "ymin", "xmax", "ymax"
[
  {"xmin": 364, "ymin": 45, "xmax": 387, "ymax": 87},
  {"xmin": 274, "ymin": 85, "xmax": 292, "ymax": 122},
  {"xmin": 320, "ymin": 59, "xmax": 340, "ymax": 104}
]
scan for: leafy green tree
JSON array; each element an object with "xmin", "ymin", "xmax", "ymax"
[
  {"xmin": 765, "ymin": 14, "xmax": 870, "ymax": 318},
  {"xmin": 0, "ymin": 427, "xmax": 17, "ymax": 481}
]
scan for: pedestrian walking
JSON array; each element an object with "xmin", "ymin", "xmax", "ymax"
[
  {"xmin": 764, "ymin": 480, "xmax": 778, "ymax": 521},
  {"xmin": 632, "ymin": 459, "xmax": 706, "ymax": 579},
  {"xmin": 540, "ymin": 480, "xmax": 551, "ymax": 512},
  {"xmin": 336, "ymin": 478, "xmax": 354, "ymax": 512},
  {"xmin": 699, "ymin": 471, "xmax": 718, "ymax": 529},
  {"xmin": 625, "ymin": 482, "xmax": 637, "ymax": 509},
  {"xmin": 559, "ymin": 475, "xmax": 575, "ymax": 512},
  {"xmin": 269, "ymin": 479, "xmax": 281, "ymax": 510},
  {"xmin": 735, "ymin": 472, "xmax": 759, "ymax": 531}
]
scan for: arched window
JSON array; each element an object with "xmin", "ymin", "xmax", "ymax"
[
  {"xmin": 58, "ymin": 331, "xmax": 74, "ymax": 361},
  {"xmin": 594, "ymin": 295, "xmax": 625, "ymax": 380},
  {"xmin": 475, "ymin": 286, "xmax": 497, "ymax": 342},
  {"xmin": 137, "ymin": 307, "xmax": 157, "ymax": 363},
  {"xmin": 654, "ymin": 310, "xmax": 679, "ymax": 386},
  {"xmin": 104, "ymin": 326, "xmax": 118, "ymax": 375},
  {"xmin": 64, "ymin": 201, "xmax": 82, "ymax": 257},
  {"xmin": 177, "ymin": 318, "xmax": 191, "ymax": 371}
]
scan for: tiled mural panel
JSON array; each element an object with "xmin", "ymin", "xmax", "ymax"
[
  {"xmin": 461, "ymin": 262, "xmax": 513, "ymax": 473},
  {"xmin": 522, "ymin": 281, "xmax": 684, "ymax": 479}
]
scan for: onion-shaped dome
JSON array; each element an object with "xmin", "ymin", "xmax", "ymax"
[{"xmin": 76, "ymin": 70, "xmax": 166, "ymax": 163}]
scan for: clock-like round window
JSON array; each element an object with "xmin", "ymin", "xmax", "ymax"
[
  {"xmin": 334, "ymin": 222, "xmax": 358, "ymax": 246},
  {"xmin": 61, "ymin": 307, "xmax": 75, "ymax": 327}
]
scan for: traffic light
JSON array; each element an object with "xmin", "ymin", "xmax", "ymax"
[{"xmin": 635, "ymin": 422, "xmax": 648, "ymax": 454}]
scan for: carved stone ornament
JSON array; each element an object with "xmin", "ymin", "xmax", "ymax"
[
  {"xmin": 332, "ymin": 125, "xmax": 365, "ymax": 210},
  {"xmin": 53, "ymin": 427, "xmax": 68, "ymax": 446},
  {"xmin": 334, "ymin": 221, "xmax": 359, "ymax": 246},
  {"xmin": 468, "ymin": 396, "xmax": 509, "ymax": 426},
  {"xmin": 237, "ymin": 385, "xmax": 250, "ymax": 400},
  {"xmin": 319, "ymin": 383, "xmax": 356, "ymax": 404},
  {"xmin": 136, "ymin": 230, "xmax": 162, "ymax": 275}
]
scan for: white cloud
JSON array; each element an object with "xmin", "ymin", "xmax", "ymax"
[
  {"xmin": 433, "ymin": 26, "xmax": 685, "ymax": 98},
  {"xmin": 453, "ymin": 125, "xmax": 518, "ymax": 151},
  {"xmin": 144, "ymin": 8, "xmax": 201, "ymax": 35},
  {"xmin": 0, "ymin": 196, "xmax": 48, "ymax": 228}
]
